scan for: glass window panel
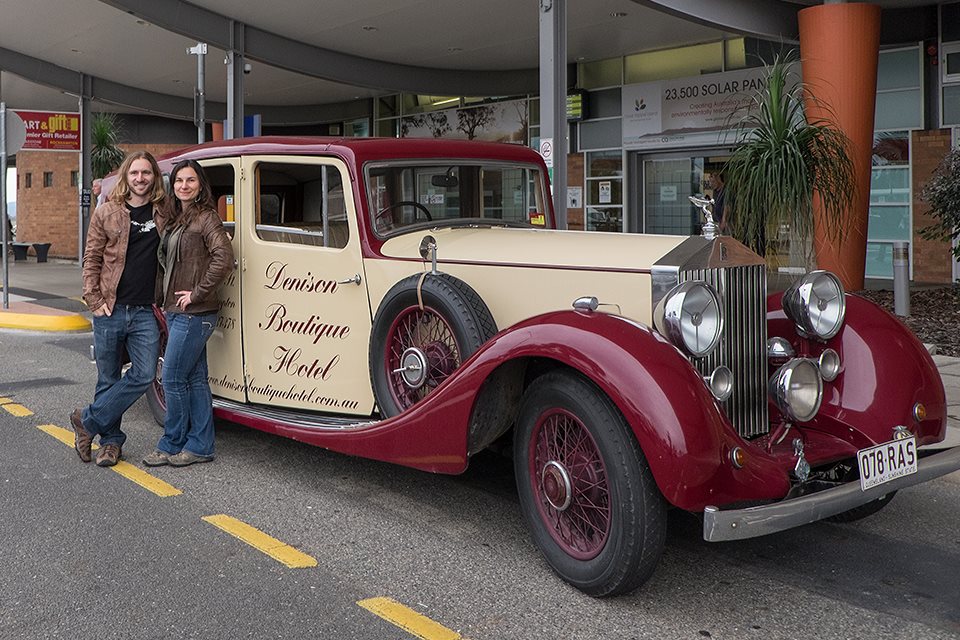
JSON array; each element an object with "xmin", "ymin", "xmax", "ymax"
[
  {"xmin": 377, "ymin": 94, "xmax": 398, "ymax": 118},
  {"xmin": 578, "ymin": 118, "xmax": 622, "ymax": 151},
  {"xmin": 865, "ymin": 242, "xmax": 893, "ymax": 278},
  {"xmin": 585, "ymin": 206, "xmax": 623, "ymax": 232},
  {"xmin": 872, "ymin": 132, "xmax": 909, "ymax": 165},
  {"xmin": 725, "ymin": 38, "xmax": 747, "ymax": 70},
  {"xmin": 580, "ymin": 58, "xmax": 623, "ymax": 89},
  {"xmin": 870, "ymin": 167, "xmax": 910, "ymax": 203},
  {"xmin": 587, "ymin": 88, "xmax": 621, "ymax": 119},
  {"xmin": 877, "ymin": 48, "xmax": 920, "ymax": 91},
  {"xmin": 874, "ymin": 90, "xmax": 922, "ymax": 130},
  {"xmin": 530, "ymin": 99, "xmax": 539, "ymax": 127},
  {"xmin": 626, "ymin": 42, "xmax": 723, "ymax": 84},
  {"xmin": 586, "ymin": 179, "xmax": 622, "ymax": 205},
  {"xmin": 868, "ymin": 205, "xmax": 910, "ymax": 241},
  {"xmin": 587, "ymin": 150, "xmax": 622, "ymax": 177},
  {"xmin": 942, "ymin": 3, "xmax": 960, "ymax": 41},
  {"xmin": 944, "ymin": 85, "xmax": 960, "ymax": 126},
  {"xmin": 947, "ymin": 51, "xmax": 960, "ymax": 77},
  {"xmin": 376, "ymin": 118, "xmax": 398, "ymax": 137}
]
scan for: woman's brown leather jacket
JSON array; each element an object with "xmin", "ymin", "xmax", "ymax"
[{"xmin": 158, "ymin": 207, "xmax": 234, "ymax": 315}]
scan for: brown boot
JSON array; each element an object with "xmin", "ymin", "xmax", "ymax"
[
  {"xmin": 69, "ymin": 409, "xmax": 92, "ymax": 463},
  {"xmin": 96, "ymin": 443, "xmax": 122, "ymax": 467}
]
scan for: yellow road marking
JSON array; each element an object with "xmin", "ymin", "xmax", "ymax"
[
  {"xmin": 0, "ymin": 397, "xmax": 33, "ymax": 417},
  {"xmin": 36, "ymin": 424, "xmax": 181, "ymax": 497},
  {"xmin": 358, "ymin": 597, "xmax": 463, "ymax": 640},
  {"xmin": 202, "ymin": 514, "xmax": 318, "ymax": 568}
]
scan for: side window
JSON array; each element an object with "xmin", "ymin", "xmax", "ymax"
[
  {"xmin": 255, "ymin": 162, "xmax": 348, "ymax": 248},
  {"xmin": 200, "ymin": 164, "xmax": 236, "ymax": 240}
]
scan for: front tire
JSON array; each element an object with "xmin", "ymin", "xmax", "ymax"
[{"xmin": 514, "ymin": 370, "xmax": 666, "ymax": 597}]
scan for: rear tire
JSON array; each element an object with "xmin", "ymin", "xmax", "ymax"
[
  {"xmin": 513, "ymin": 370, "xmax": 666, "ymax": 597},
  {"xmin": 145, "ymin": 309, "xmax": 167, "ymax": 426}
]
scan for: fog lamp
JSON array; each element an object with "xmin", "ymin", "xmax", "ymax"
[
  {"xmin": 705, "ymin": 365, "xmax": 733, "ymax": 402},
  {"xmin": 769, "ymin": 359, "xmax": 823, "ymax": 423},
  {"xmin": 818, "ymin": 348, "xmax": 841, "ymax": 382},
  {"xmin": 730, "ymin": 447, "xmax": 746, "ymax": 469}
]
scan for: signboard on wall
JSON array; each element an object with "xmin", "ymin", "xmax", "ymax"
[
  {"xmin": 621, "ymin": 67, "xmax": 773, "ymax": 150},
  {"xmin": 12, "ymin": 110, "xmax": 81, "ymax": 152}
]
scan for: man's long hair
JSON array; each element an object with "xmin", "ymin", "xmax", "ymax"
[
  {"xmin": 168, "ymin": 159, "xmax": 216, "ymax": 229},
  {"xmin": 109, "ymin": 151, "xmax": 166, "ymax": 205}
]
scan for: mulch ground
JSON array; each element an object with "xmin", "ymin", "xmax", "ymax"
[{"xmin": 852, "ymin": 285, "xmax": 960, "ymax": 357}]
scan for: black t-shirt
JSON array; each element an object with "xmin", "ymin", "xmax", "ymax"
[{"xmin": 115, "ymin": 202, "xmax": 160, "ymax": 306}]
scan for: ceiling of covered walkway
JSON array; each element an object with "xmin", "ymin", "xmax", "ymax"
[{"xmin": 0, "ymin": 0, "xmax": 938, "ymax": 122}]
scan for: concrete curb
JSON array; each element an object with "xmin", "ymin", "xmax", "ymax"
[{"xmin": 0, "ymin": 309, "xmax": 91, "ymax": 332}]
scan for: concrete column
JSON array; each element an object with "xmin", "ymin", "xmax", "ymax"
[
  {"xmin": 799, "ymin": 3, "xmax": 880, "ymax": 291},
  {"xmin": 80, "ymin": 73, "xmax": 93, "ymax": 259},
  {"xmin": 226, "ymin": 21, "xmax": 245, "ymax": 140},
  {"xmin": 539, "ymin": 0, "xmax": 568, "ymax": 229}
]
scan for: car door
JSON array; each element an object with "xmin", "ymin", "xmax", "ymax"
[
  {"xmin": 237, "ymin": 155, "xmax": 375, "ymax": 415},
  {"xmin": 199, "ymin": 158, "xmax": 247, "ymax": 402}
]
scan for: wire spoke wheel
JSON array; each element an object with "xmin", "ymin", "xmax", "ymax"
[
  {"xmin": 514, "ymin": 371, "xmax": 666, "ymax": 597},
  {"xmin": 384, "ymin": 305, "xmax": 461, "ymax": 412},
  {"xmin": 532, "ymin": 409, "xmax": 611, "ymax": 559}
]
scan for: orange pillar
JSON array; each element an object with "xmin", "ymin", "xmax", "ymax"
[{"xmin": 798, "ymin": 3, "xmax": 880, "ymax": 291}]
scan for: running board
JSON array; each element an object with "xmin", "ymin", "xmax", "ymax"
[{"xmin": 213, "ymin": 397, "xmax": 378, "ymax": 431}]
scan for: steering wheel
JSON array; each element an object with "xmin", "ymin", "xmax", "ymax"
[{"xmin": 375, "ymin": 200, "xmax": 433, "ymax": 232}]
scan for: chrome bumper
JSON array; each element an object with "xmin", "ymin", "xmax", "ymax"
[{"xmin": 703, "ymin": 446, "xmax": 960, "ymax": 542}]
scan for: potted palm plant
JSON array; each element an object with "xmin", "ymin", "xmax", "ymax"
[
  {"xmin": 90, "ymin": 112, "xmax": 124, "ymax": 179},
  {"xmin": 723, "ymin": 52, "xmax": 855, "ymax": 270}
]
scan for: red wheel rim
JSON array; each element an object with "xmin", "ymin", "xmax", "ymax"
[
  {"xmin": 529, "ymin": 408, "xmax": 610, "ymax": 560},
  {"xmin": 384, "ymin": 305, "xmax": 461, "ymax": 412}
]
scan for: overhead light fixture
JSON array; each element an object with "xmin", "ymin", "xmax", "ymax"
[
  {"xmin": 610, "ymin": 11, "xmax": 627, "ymax": 17},
  {"xmin": 448, "ymin": 47, "xmax": 463, "ymax": 53},
  {"xmin": 431, "ymin": 97, "xmax": 460, "ymax": 107},
  {"xmin": 362, "ymin": 25, "xmax": 378, "ymax": 31}
]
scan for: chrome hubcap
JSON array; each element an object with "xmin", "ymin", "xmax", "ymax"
[{"xmin": 541, "ymin": 460, "xmax": 573, "ymax": 511}]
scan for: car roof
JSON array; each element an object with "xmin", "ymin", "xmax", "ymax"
[{"xmin": 160, "ymin": 136, "xmax": 545, "ymax": 167}]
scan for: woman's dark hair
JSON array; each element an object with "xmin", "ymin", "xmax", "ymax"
[{"xmin": 168, "ymin": 159, "xmax": 216, "ymax": 228}]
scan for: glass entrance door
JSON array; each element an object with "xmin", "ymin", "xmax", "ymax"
[{"xmin": 641, "ymin": 157, "xmax": 703, "ymax": 235}]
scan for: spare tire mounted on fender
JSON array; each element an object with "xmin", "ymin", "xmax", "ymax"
[{"xmin": 370, "ymin": 272, "xmax": 497, "ymax": 418}]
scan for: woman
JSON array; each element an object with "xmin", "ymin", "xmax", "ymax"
[{"xmin": 143, "ymin": 160, "xmax": 234, "ymax": 467}]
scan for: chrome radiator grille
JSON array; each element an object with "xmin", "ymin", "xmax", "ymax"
[{"xmin": 680, "ymin": 265, "xmax": 769, "ymax": 438}]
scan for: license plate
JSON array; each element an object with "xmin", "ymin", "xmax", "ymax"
[{"xmin": 858, "ymin": 437, "xmax": 917, "ymax": 491}]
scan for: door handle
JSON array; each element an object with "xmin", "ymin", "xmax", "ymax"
[{"xmin": 337, "ymin": 273, "xmax": 362, "ymax": 286}]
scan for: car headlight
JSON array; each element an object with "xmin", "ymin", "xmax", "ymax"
[
  {"xmin": 654, "ymin": 281, "xmax": 723, "ymax": 358},
  {"xmin": 769, "ymin": 359, "xmax": 823, "ymax": 422},
  {"xmin": 782, "ymin": 270, "xmax": 846, "ymax": 340}
]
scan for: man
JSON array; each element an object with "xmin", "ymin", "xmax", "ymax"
[
  {"xmin": 71, "ymin": 151, "xmax": 167, "ymax": 467},
  {"xmin": 707, "ymin": 171, "xmax": 726, "ymax": 232}
]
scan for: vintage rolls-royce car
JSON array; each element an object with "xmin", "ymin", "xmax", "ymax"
[{"xmin": 129, "ymin": 137, "xmax": 958, "ymax": 596}]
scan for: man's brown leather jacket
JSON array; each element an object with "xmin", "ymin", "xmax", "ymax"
[{"xmin": 82, "ymin": 198, "xmax": 168, "ymax": 315}]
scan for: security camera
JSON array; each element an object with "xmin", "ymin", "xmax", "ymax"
[{"xmin": 243, "ymin": 63, "xmax": 252, "ymax": 74}]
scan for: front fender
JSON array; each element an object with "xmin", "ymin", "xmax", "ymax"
[
  {"xmin": 479, "ymin": 310, "xmax": 791, "ymax": 511},
  {"xmin": 766, "ymin": 292, "xmax": 946, "ymax": 452}
]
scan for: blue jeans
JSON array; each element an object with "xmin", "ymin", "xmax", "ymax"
[
  {"xmin": 157, "ymin": 311, "xmax": 217, "ymax": 457},
  {"xmin": 83, "ymin": 305, "xmax": 160, "ymax": 447}
]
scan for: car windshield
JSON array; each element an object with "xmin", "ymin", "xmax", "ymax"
[{"xmin": 365, "ymin": 161, "xmax": 549, "ymax": 236}]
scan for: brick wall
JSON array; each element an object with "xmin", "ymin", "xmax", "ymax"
[
  {"xmin": 911, "ymin": 129, "xmax": 955, "ymax": 284},
  {"xmin": 15, "ymin": 143, "xmax": 186, "ymax": 259}
]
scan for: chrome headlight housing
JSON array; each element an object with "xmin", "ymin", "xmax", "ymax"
[
  {"xmin": 654, "ymin": 281, "xmax": 723, "ymax": 358},
  {"xmin": 782, "ymin": 270, "xmax": 846, "ymax": 340},
  {"xmin": 769, "ymin": 359, "xmax": 823, "ymax": 423}
]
